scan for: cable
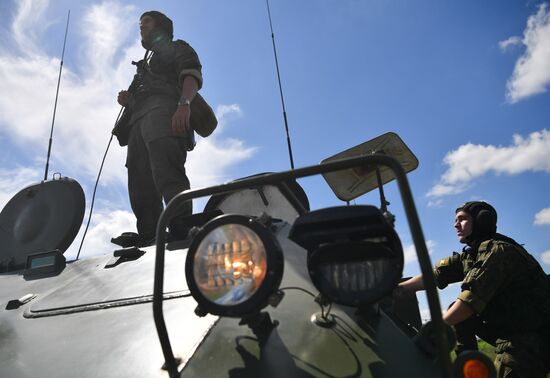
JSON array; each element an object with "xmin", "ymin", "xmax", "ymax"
[
  {"xmin": 74, "ymin": 49, "xmax": 149, "ymax": 261},
  {"xmin": 321, "ymin": 302, "xmax": 333, "ymax": 319},
  {"xmin": 279, "ymin": 286, "xmax": 329, "ymax": 315},
  {"xmin": 74, "ymin": 107, "xmax": 124, "ymax": 261},
  {"xmin": 279, "ymin": 286, "xmax": 316, "ymax": 298}
]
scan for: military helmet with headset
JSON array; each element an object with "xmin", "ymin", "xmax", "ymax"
[{"xmin": 455, "ymin": 201, "xmax": 497, "ymax": 242}]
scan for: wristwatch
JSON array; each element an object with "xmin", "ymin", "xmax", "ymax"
[{"xmin": 178, "ymin": 97, "xmax": 191, "ymax": 106}]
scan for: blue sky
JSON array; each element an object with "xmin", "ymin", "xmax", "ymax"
[{"xmin": 1, "ymin": 0, "xmax": 549, "ymax": 316}]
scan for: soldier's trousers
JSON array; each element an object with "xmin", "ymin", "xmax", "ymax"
[
  {"xmin": 127, "ymin": 127, "xmax": 192, "ymax": 241},
  {"xmin": 454, "ymin": 316, "xmax": 550, "ymax": 378}
]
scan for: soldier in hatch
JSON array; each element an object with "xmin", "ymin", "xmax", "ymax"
[
  {"xmin": 397, "ymin": 201, "xmax": 550, "ymax": 377},
  {"xmin": 115, "ymin": 11, "xmax": 202, "ymax": 246}
]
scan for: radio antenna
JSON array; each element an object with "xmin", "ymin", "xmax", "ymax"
[
  {"xmin": 44, "ymin": 10, "xmax": 70, "ymax": 181},
  {"xmin": 265, "ymin": 0, "xmax": 295, "ymax": 169}
]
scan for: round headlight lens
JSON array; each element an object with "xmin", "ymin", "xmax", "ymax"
[
  {"xmin": 186, "ymin": 214, "xmax": 284, "ymax": 317},
  {"xmin": 193, "ymin": 223, "xmax": 267, "ymax": 306}
]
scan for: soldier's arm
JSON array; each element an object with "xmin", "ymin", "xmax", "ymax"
[
  {"xmin": 174, "ymin": 41, "xmax": 203, "ymax": 90},
  {"xmin": 443, "ymin": 299, "xmax": 474, "ymax": 325},
  {"xmin": 180, "ymin": 75, "xmax": 199, "ymax": 101},
  {"xmin": 396, "ymin": 252, "xmax": 465, "ymax": 297},
  {"xmin": 432, "ymin": 252, "xmax": 465, "ymax": 289},
  {"xmin": 397, "ymin": 274, "xmax": 425, "ymax": 296},
  {"xmin": 172, "ymin": 76, "xmax": 199, "ymax": 135},
  {"xmin": 172, "ymin": 41, "xmax": 202, "ymax": 136}
]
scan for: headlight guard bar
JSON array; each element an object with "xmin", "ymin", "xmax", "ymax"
[{"xmin": 153, "ymin": 154, "xmax": 453, "ymax": 378}]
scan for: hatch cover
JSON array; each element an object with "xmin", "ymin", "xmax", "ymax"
[{"xmin": 0, "ymin": 177, "xmax": 85, "ymax": 270}]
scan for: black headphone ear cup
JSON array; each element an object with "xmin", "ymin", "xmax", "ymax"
[
  {"xmin": 477, "ymin": 209, "xmax": 496, "ymax": 224},
  {"xmin": 476, "ymin": 209, "xmax": 497, "ymax": 234}
]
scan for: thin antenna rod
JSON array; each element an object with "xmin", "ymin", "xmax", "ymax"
[
  {"xmin": 44, "ymin": 10, "xmax": 70, "ymax": 181},
  {"xmin": 266, "ymin": 0, "xmax": 295, "ymax": 169}
]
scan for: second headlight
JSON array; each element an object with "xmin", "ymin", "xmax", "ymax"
[{"xmin": 289, "ymin": 205, "xmax": 404, "ymax": 306}]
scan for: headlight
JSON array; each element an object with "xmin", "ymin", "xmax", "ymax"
[
  {"xmin": 185, "ymin": 214, "xmax": 284, "ymax": 317},
  {"xmin": 289, "ymin": 205, "xmax": 404, "ymax": 306},
  {"xmin": 308, "ymin": 241, "xmax": 402, "ymax": 305}
]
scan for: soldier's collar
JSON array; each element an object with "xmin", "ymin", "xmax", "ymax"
[{"xmin": 477, "ymin": 239, "xmax": 492, "ymax": 253}]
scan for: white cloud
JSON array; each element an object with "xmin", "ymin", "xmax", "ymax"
[
  {"xmin": 11, "ymin": 0, "xmax": 49, "ymax": 55},
  {"xmin": 427, "ymin": 183, "xmax": 467, "ymax": 199},
  {"xmin": 215, "ymin": 104, "xmax": 243, "ymax": 123},
  {"xmin": 427, "ymin": 129, "xmax": 550, "ymax": 198},
  {"xmin": 81, "ymin": 1, "xmax": 137, "ymax": 78},
  {"xmin": 541, "ymin": 250, "xmax": 550, "ymax": 264},
  {"xmin": 0, "ymin": 0, "xmax": 255, "ymax": 192},
  {"xmin": 499, "ymin": 36, "xmax": 522, "ymax": 51},
  {"xmin": 0, "ymin": 166, "xmax": 42, "ymax": 208},
  {"xmin": 404, "ymin": 239, "xmax": 436, "ymax": 265},
  {"xmin": 0, "ymin": 1, "xmax": 141, "ymax": 185},
  {"xmin": 504, "ymin": 3, "xmax": 550, "ymax": 103},
  {"xmin": 65, "ymin": 208, "xmax": 136, "ymax": 260},
  {"xmin": 427, "ymin": 199, "xmax": 444, "ymax": 208},
  {"xmin": 187, "ymin": 104, "xmax": 256, "ymax": 189},
  {"xmin": 534, "ymin": 207, "xmax": 550, "ymax": 225}
]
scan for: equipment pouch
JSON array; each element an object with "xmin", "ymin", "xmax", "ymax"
[
  {"xmin": 112, "ymin": 108, "xmax": 133, "ymax": 146},
  {"xmin": 190, "ymin": 93, "xmax": 217, "ymax": 137}
]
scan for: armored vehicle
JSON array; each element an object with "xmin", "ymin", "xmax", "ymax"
[{"xmin": 0, "ymin": 133, "xmax": 495, "ymax": 377}]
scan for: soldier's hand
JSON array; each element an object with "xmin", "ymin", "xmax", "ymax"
[
  {"xmin": 117, "ymin": 90, "xmax": 130, "ymax": 106},
  {"xmin": 393, "ymin": 284, "xmax": 413, "ymax": 299},
  {"xmin": 392, "ymin": 285, "xmax": 406, "ymax": 299},
  {"xmin": 172, "ymin": 104, "xmax": 191, "ymax": 136}
]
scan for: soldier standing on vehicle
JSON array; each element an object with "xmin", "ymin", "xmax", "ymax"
[
  {"xmin": 115, "ymin": 11, "xmax": 202, "ymax": 247},
  {"xmin": 397, "ymin": 201, "xmax": 550, "ymax": 377}
]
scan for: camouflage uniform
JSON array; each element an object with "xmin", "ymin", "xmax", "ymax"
[
  {"xmin": 434, "ymin": 234, "xmax": 550, "ymax": 377},
  {"xmin": 126, "ymin": 38, "xmax": 202, "ymax": 241}
]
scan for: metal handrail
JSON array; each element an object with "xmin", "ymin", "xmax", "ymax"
[{"xmin": 153, "ymin": 154, "xmax": 453, "ymax": 378}]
